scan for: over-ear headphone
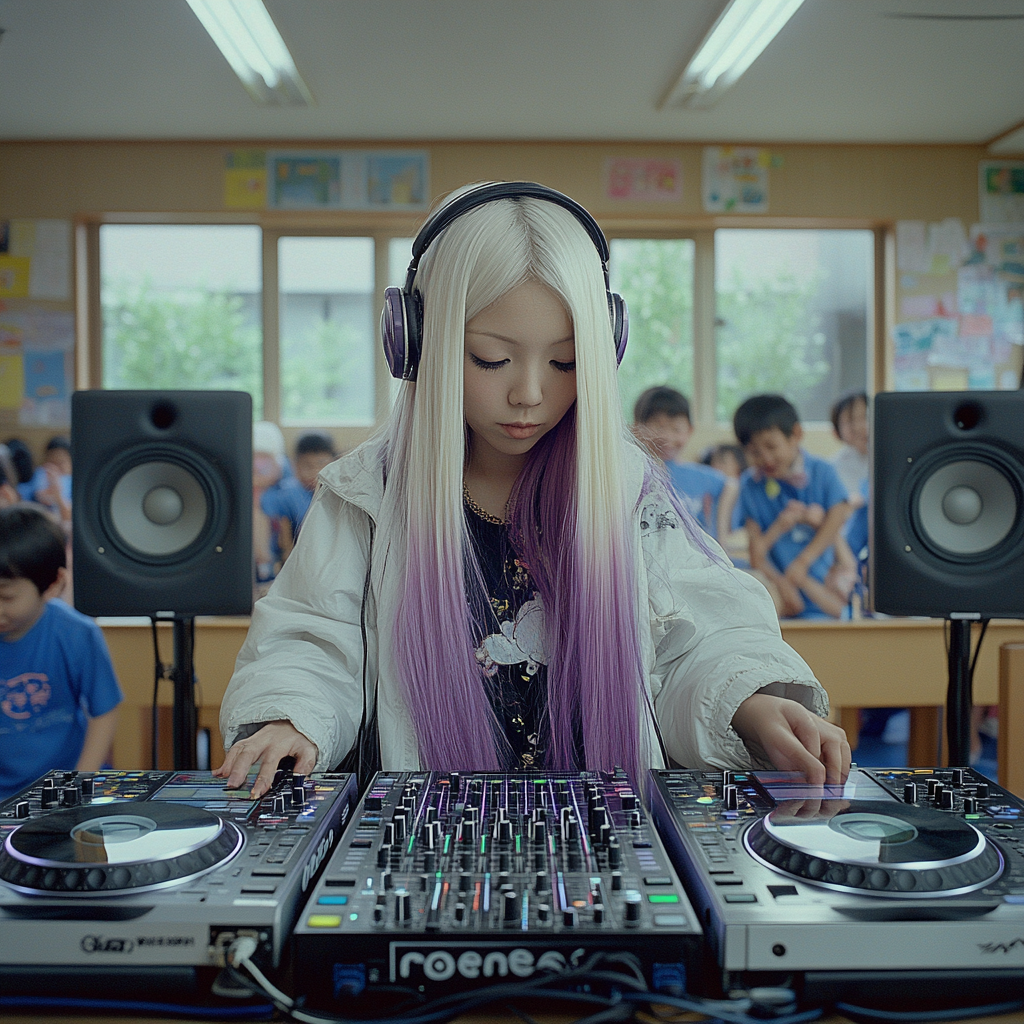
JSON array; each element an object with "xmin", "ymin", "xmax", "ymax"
[{"xmin": 381, "ymin": 181, "xmax": 629, "ymax": 381}]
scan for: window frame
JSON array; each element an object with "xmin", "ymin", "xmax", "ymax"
[
  {"xmin": 80, "ymin": 213, "xmax": 888, "ymax": 449},
  {"xmin": 603, "ymin": 218, "xmax": 887, "ymax": 436}
]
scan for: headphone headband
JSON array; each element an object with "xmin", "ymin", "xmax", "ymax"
[
  {"xmin": 405, "ymin": 182, "xmax": 610, "ymax": 290},
  {"xmin": 382, "ymin": 181, "xmax": 628, "ymax": 381}
]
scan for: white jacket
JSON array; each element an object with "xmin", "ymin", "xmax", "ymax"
[{"xmin": 220, "ymin": 443, "xmax": 828, "ymax": 772}]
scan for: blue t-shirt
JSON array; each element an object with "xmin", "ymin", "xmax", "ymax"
[
  {"xmin": 665, "ymin": 461, "xmax": 728, "ymax": 538},
  {"xmin": 736, "ymin": 452, "xmax": 849, "ymax": 616},
  {"xmin": 260, "ymin": 476, "xmax": 313, "ymax": 540},
  {"xmin": 22, "ymin": 467, "xmax": 72, "ymax": 508},
  {"xmin": 0, "ymin": 599, "xmax": 122, "ymax": 800}
]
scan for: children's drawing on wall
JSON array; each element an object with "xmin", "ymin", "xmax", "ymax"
[{"xmin": 893, "ymin": 212, "xmax": 1024, "ymax": 392}]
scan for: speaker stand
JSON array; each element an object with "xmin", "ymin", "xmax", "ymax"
[
  {"xmin": 946, "ymin": 617, "xmax": 973, "ymax": 768},
  {"xmin": 171, "ymin": 617, "xmax": 198, "ymax": 770}
]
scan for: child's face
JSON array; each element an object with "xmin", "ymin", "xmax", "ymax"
[
  {"xmin": 837, "ymin": 398, "xmax": 869, "ymax": 457},
  {"xmin": 636, "ymin": 413, "xmax": 691, "ymax": 463},
  {"xmin": 710, "ymin": 449, "xmax": 742, "ymax": 479},
  {"xmin": 296, "ymin": 451, "xmax": 335, "ymax": 492},
  {"xmin": 463, "ymin": 279, "xmax": 576, "ymax": 465},
  {"xmin": 744, "ymin": 425, "xmax": 803, "ymax": 479},
  {"xmin": 46, "ymin": 449, "xmax": 72, "ymax": 476},
  {"xmin": 0, "ymin": 576, "xmax": 51, "ymax": 642}
]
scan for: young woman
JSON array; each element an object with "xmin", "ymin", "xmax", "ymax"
[{"xmin": 216, "ymin": 182, "xmax": 850, "ymax": 799}]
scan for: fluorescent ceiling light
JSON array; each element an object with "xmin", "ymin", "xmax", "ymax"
[
  {"xmin": 661, "ymin": 0, "xmax": 806, "ymax": 110},
  {"xmin": 186, "ymin": 0, "xmax": 313, "ymax": 106}
]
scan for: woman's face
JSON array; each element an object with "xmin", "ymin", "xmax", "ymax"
[{"xmin": 463, "ymin": 279, "xmax": 576, "ymax": 467}]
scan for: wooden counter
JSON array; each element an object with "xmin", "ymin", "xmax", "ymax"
[{"xmin": 100, "ymin": 615, "xmax": 1024, "ymax": 782}]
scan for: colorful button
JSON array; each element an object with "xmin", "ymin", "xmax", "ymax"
[
  {"xmin": 317, "ymin": 895, "xmax": 349, "ymax": 905},
  {"xmin": 306, "ymin": 915, "xmax": 342, "ymax": 928},
  {"xmin": 648, "ymin": 893, "xmax": 680, "ymax": 903}
]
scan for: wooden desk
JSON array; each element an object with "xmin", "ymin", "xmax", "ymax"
[
  {"xmin": 781, "ymin": 618, "xmax": 1024, "ymax": 787},
  {"xmin": 100, "ymin": 616, "xmax": 1024, "ymax": 785}
]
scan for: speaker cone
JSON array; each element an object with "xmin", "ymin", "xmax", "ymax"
[
  {"xmin": 109, "ymin": 461, "xmax": 209, "ymax": 557},
  {"xmin": 908, "ymin": 446, "xmax": 1023, "ymax": 564},
  {"xmin": 97, "ymin": 444, "xmax": 229, "ymax": 567}
]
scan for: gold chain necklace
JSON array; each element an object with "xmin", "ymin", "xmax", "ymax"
[{"xmin": 463, "ymin": 481, "xmax": 506, "ymax": 525}]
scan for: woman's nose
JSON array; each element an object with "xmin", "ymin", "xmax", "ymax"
[{"xmin": 509, "ymin": 365, "xmax": 543, "ymax": 407}]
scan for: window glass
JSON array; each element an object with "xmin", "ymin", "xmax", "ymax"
[
  {"xmin": 388, "ymin": 237, "xmax": 414, "ymax": 287},
  {"xmin": 100, "ymin": 225, "xmax": 262, "ymax": 416},
  {"xmin": 715, "ymin": 229, "xmax": 873, "ymax": 423},
  {"xmin": 609, "ymin": 239, "xmax": 695, "ymax": 421},
  {"xmin": 278, "ymin": 236, "xmax": 375, "ymax": 425}
]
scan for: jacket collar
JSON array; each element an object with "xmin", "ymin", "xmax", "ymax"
[{"xmin": 317, "ymin": 434, "xmax": 649, "ymax": 520}]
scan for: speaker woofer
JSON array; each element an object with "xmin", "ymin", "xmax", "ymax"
[
  {"xmin": 913, "ymin": 456, "xmax": 1019, "ymax": 557},
  {"xmin": 97, "ymin": 445, "xmax": 229, "ymax": 568}
]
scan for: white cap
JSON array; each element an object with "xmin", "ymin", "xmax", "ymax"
[{"xmin": 253, "ymin": 421, "xmax": 286, "ymax": 465}]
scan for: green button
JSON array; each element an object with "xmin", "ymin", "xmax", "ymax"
[{"xmin": 648, "ymin": 893, "xmax": 680, "ymax": 904}]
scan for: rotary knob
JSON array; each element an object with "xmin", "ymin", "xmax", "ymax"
[
  {"xmin": 607, "ymin": 839, "xmax": 622, "ymax": 868},
  {"xmin": 975, "ymin": 783, "xmax": 990, "ymax": 799},
  {"xmin": 611, "ymin": 870, "xmax": 623, "ymax": 891},
  {"xmin": 904, "ymin": 783, "xmax": 917, "ymax": 804},
  {"xmin": 939, "ymin": 789, "xmax": 955, "ymax": 811},
  {"xmin": 14, "ymin": 801, "xmax": 29, "ymax": 818},
  {"xmin": 60, "ymin": 786, "xmax": 79, "ymax": 807},
  {"xmin": 535, "ymin": 869, "xmax": 549, "ymax": 893},
  {"xmin": 624, "ymin": 895, "xmax": 642, "ymax": 924},
  {"xmin": 592, "ymin": 903, "xmax": 605, "ymax": 924},
  {"xmin": 454, "ymin": 902, "xmax": 466, "ymax": 923},
  {"xmin": 964, "ymin": 796, "xmax": 979, "ymax": 814},
  {"xmin": 723, "ymin": 785, "xmax": 738, "ymax": 811},
  {"xmin": 272, "ymin": 794, "xmax": 286, "ymax": 815},
  {"xmin": 80, "ymin": 778, "xmax": 95, "ymax": 798},
  {"xmin": 537, "ymin": 903, "xmax": 550, "ymax": 923},
  {"xmin": 562, "ymin": 907, "xmax": 576, "ymax": 927}
]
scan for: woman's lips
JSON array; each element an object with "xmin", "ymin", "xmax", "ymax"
[{"xmin": 500, "ymin": 423, "xmax": 540, "ymax": 439}]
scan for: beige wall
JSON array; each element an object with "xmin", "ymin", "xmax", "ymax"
[{"xmin": 0, "ymin": 139, "xmax": 989, "ymax": 457}]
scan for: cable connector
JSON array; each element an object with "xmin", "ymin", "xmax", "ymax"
[{"xmin": 227, "ymin": 935, "xmax": 259, "ymax": 967}]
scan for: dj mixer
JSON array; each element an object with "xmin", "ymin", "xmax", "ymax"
[
  {"xmin": 649, "ymin": 766, "xmax": 1024, "ymax": 1006},
  {"xmin": 291, "ymin": 770, "xmax": 703, "ymax": 1010},
  {"xmin": 0, "ymin": 767, "xmax": 357, "ymax": 998}
]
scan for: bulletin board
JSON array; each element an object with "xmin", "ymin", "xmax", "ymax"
[
  {"xmin": 893, "ymin": 217, "xmax": 1024, "ymax": 392},
  {"xmin": 0, "ymin": 219, "xmax": 74, "ymax": 427}
]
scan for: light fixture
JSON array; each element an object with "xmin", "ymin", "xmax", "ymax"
[
  {"xmin": 661, "ymin": 0, "xmax": 806, "ymax": 110},
  {"xmin": 186, "ymin": 0, "xmax": 313, "ymax": 106}
]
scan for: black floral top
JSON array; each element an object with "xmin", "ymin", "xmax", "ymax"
[{"xmin": 464, "ymin": 499, "xmax": 547, "ymax": 769}]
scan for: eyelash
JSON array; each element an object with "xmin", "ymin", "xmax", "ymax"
[{"xmin": 468, "ymin": 354, "xmax": 576, "ymax": 374}]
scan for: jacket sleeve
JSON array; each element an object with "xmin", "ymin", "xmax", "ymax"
[
  {"xmin": 219, "ymin": 486, "xmax": 373, "ymax": 771},
  {"xmin": 643, "ymin": 498, "xmax": 828, "ymax": 770}
]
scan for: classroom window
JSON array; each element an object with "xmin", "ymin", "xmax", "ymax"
[
  {"xmin": 278, "ymin": 236, "xmax": 375, "ymax": 425},
  {"xmin": 100, "ymin": 224, "xmax": 263, "ymax": 416},
  {"xmin": 714, "ymin": 229, "xmax": 873, "ymax": 423},
  {"xmin": 609, "ymin": 238, "xmax": 696, "ymax": 420}
]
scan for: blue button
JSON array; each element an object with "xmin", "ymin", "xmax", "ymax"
[
  {"xmin": 318, "ymin": 895, "xmax": 349, "ymax": 905},
  {"xmin": 1003, "ymin": 895, "xmax": 1024, "ymax": 904}
]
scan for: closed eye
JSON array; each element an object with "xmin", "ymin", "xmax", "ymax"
[
  {"xmin": 469, "ymin": 353, "xmax": 508, "ymax": 371},
  {"xmin": 552, "ymin": 360, "xmax": 576, "ymax": 373}
]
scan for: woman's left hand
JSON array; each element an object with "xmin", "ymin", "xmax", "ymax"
[{"xmin": 731, "ymin": 692, "xmax": 851, "ymax": 785}]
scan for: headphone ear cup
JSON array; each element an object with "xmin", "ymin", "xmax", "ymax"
[
  {"xmin": 381, "ymin": 287, "xmax": 424, "ymax": 381},
  {"xmin": 611, "ymin": 292, "xmax": 628, "ymax": 365},
  {"xmin": 381, "ymin": 286, "xmax": 408, "ymax": 380}
]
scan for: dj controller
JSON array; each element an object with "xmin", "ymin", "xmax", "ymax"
[
  {"xmin": 649, "ymin": 766, "xmax": 1024, "ymax": 1006},
  {"xmin": 2, "ymin": 764, "xmax": 1024, "ymax": 1015},
  {"xmin": 0, "ymin": 767, "xmax": 357, "ymax": 998}
]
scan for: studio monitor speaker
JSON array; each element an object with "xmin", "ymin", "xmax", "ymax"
[
  {"xmin": 72, "ymin": 390, "xmax": 253, "ymax": 618},
  {"xmin": 871, "ymin": 391, "xmax": 1024, "ymax": 618}
]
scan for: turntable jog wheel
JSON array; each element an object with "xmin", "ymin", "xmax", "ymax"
[
  {"xmin": 0, "ymin": 803, "xmax": 243, "ymax": 895},
  {"xmin": 744, "ymin": 800, "xmax": 1003, "ymax": 898}
]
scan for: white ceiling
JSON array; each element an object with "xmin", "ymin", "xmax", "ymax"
[{"xmin": 1, "ymin": 0, "xmax": 1023, "ymax": 145}]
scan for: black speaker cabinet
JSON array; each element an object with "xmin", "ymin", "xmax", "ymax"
[
  {"xmin": 72, "ymin": 391, "xmax": 253, "ymax": 617},
  {"xmin": 871, "ymin": 391, "xmax": 1024, "ymax": 618}
]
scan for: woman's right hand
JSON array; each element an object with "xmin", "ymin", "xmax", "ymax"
[{"xmin": 213, "ymin": 720, "xmax": 318, "ymax": 799}]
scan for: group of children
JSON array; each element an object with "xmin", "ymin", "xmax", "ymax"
[{"xmin": 633, "ymin": 385, "xmax": 870, "ymax": 620}]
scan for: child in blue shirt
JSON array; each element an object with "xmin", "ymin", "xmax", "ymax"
[
  {"xmin": 0, "ymin": 506, "xmax": 122, "ymax": 799},
  {"xmin": 632, "ymin": 386, "xmax": 737, "ymax": 541},
  {"xmin": 734, "ymin": 394, "xmax": 854, "ymax": 619},
  {"xmin": 260, "ymin": 431, "xmax": 338, "ymax": 563}
]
